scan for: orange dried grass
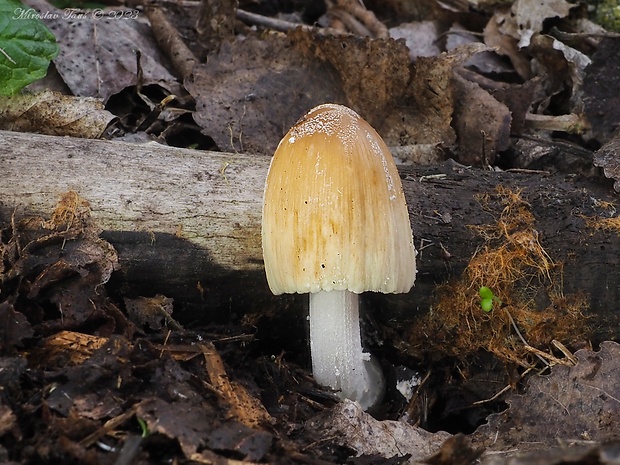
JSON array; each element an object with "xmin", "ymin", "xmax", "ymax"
[{"xmin": 409, "ymin": 186, "xmax": 589, "ymax": 366}]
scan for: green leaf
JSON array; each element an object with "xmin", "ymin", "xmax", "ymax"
[
  {"xmin": 481, "ymin": 298, "xmax": 494, "ymax": 312},
  {"xmin": 479, "ymin": 286, "xmax": 494, "ymax": 300},
  {"xmin": 0, "ymin": 0, "xmax": 59, "ymax": 96}
]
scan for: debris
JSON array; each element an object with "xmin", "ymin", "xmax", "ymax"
[
  {"xmin": 452, "ymin": 73, "xmax": 511, "ymax": 166},
  {"xmin": 200, "ymin": 342, "xmax": 274, "ymax": 429},
  {"xmin": 0, "ymin": 90, "xmax": 115, "ymax": 138},
  {"xmin": 307, "ymin": 399, "xmax": 451, "ymax": 462},
  {"xmin": 594, "ymin": 126, "xmax": 620, "ymax": 192},
  {"xmin": 473, "ymin": 341, "xmax": 620, "ymax": 454},
  {"xmin": 407, "ymin": 186, "xmax": 590, "ymax": 366},
  {"xmin": 124, "ymin": 294, "xmax": 181, "ymax": 331},
  {"xmin": 26, "ymin": 0, "xmax": 176, "ymax": 102}
]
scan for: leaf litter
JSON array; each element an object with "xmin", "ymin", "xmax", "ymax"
[
  {"xmin": 3, "ymin": 0, "xmax": 620, "ymax": 463},
  {"xmin": 16, "ymin": 0, "xmax": 616, "ymax": 166},
  {"xmin": 1, "ymin": 191, "xmax": 618, "ymax": 463}
]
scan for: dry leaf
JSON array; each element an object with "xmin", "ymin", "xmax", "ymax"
[
  {"xmin": 504, "ymin": 0, "xmax": 575, "ymax": 48},
  {"xmin": 124, "ymin": 294, "xmax": 174, "ymax": 330},
  {"xmin": 594, "ymin": 127, "xmax": 620, "ymax": 192},
  {"xmin": 207, "ymin": 422, "xmax": 272, "ymax": 462},
  {"xmin": 0, "ymin": 90, "xmax": 115, "ymax": 138},
  {"xmin": 290, "ymin": 29, "xmax": 411, "ymax": 130},
  {"xmin": 484, "ymin": 7, "xmax": 533, "ymax": 80},
  {"xmin": 136, "ymin": 398, "xmax": 216, "ymax": 457},
  {"xmin": 528, "ymin": 34, "xmax": 591, "ymax": 112},
  {"xmin": 3, "ymin": 192, "xmax": 122, "ymax": 337},
  {"xmin": 473, "ymin": 341, "xmax": 620, "ymax": 454},
  {"xmin": 0, "ymin": 303, "xmax": 34, "ymax": 351},
  {"xmin": 452, "ymin": 73, "xmax": 511, "ymax": 166},
  {"xmin": 307, "ymin": 400, "xmax": 451, "ymax": 462},
  {"xmin": 382, "ymin": 42, "xmax": 489, "ymax": 150},
  {"xmin": 187, "ymin": 33, "xmax": 345, "ymax": 155},
  {"xmin": 26, "ymin": 0, "xmax": 176, "ymax": 102},
  {"xmin": 389, "ymin": 21, "xmax": 442, "ymax": 60}
]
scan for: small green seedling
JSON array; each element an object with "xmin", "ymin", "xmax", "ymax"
[
  {"xmin": 137, "ymin": 417, "xmax": 150, "ymax": 438},
  {"xmin": 479, "ymin": 286, "xmax": 501, "ymax": 312}
]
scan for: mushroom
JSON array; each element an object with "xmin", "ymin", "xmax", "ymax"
[{"xmin": 262, "ymin": 103, "xmax": 416, "ymax": 410}]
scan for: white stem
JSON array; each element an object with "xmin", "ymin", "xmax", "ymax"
[{"xmin": 308, "ymin": 290, "xmax": 385, "ymax": 410}]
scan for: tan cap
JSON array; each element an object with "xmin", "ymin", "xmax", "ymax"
[{"xmin": 262, "ymin": 103, "xmax": 416, "ymax": 295}]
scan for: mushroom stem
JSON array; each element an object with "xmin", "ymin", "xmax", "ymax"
[{"xmin": 309, "ymin": 290, "xmax": 385, "ymax": 410}]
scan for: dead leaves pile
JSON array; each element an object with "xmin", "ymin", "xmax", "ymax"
[
  {"xmin": 0, "ymin": 191, "xmax": 122, "ymax": 345},
  {"xmin": 2, "ymin": 0, "xmax": 620, "ymax": 463},
  {"xmin": 0, "ymin": 0, "xmax": 616, "ymax": 173},
  {"xmin": 0, "ymin": 193, "xmax": 329, "ymax": 464}
]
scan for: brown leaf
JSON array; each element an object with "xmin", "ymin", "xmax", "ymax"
[
  {"xmin": 0, "ymin": 302, "xmax": 34, "ymax": 351},
  {"xmin": 186, "ymin": 33, "xmax": 346, "ymax": 155},
  {"xmin": 207, "ymin": 421, "xmax": 273, "ymax": 462},
  {"xmin": 124, "ymin": 294, "xmax": 175, "ymax": 330},
  {"xmin": 452, "ymin": 73, "xmax": 511, "ymax": 166},
  {"xmin": 473, "ymin": 341, "xmax": 620, "ymax": 453},
  {"xmin": 290, "ymin": 29, "xmax": 411, "ymax": 130},
  {"xmin": 424, "ymin": 434, "xmax": 483, "ymax": 465},
  {"xmin": 5, "ymin": 192, "xmax": 125, "ymax": 336},
  {"xmin": 484, "ymin": 8, "xmax": 532, "ymax": 81},
  {"xmin": 0, "ymin": 91, "xmax": 115, "ymax": 139},
  {"xmin": 382, "ymin": 43, "xmax": 489, "ymax": 149},
  {"xmin": 307, "ymin": 400, "xmax": 451, "ymax": 461},
  {"xmin": 26, "ymin": 0, "xmax": 176, "ymax": 102},
  {"xmin": 594, "ymin": 127, "xmax": 620, "ymax": 193},
  {"xmin": 527, "ymin": 33, "xmax": 591, "ymax": 115},
  {"xmin": 498, "ymin": 0, "xmax": 575, "ymax": 48},
  {"xmin": 491, "ymin": 78, "xmax": 543, "ymax": 136},
  {"xmin": 136, "ymin": 397, "xmax": 216, "ymax": 458}
]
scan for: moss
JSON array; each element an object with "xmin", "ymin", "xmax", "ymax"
[
  {"xmin": 406, "ymin": 186, "xmax": 590, "ymax": 367},
  {"xmin": 591, "ymin": 0, "xmax": 620, "ymax": 32}
]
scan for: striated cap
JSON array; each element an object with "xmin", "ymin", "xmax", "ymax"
[{"xmin": 262, "ymin": 103, "xmax": 416, "ymax": 295}]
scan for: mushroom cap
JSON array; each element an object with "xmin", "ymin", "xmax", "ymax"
[{"xmin": 262, "ymin": 103, "xmax": 416, "ymax": 295}]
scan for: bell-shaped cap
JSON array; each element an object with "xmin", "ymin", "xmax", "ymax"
[{"xmin": 262, "ymin": 103, "xmax": 416, "ymax": 295}]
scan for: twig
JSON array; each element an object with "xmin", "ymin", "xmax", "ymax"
[
  {"xmin": 472, "ymin": 367, "xmax": 535, "ymax": 406},
  {"xmin": 524, "ymin": 113, "xmax": 588, "ymax": 134},
  {"xmin": 153, "ymin": 305, "xmax": 184, "ymax": 331},
  {"xmin": 145, "ymin": 7, "xmax": 196, "ymax": 80},
  {"xmin": 236, "ymin": 9, "xmax": 345, "ymax": 36},
  {"xmin": 199, "ymin": 342, "xmax": 273, "ymax": 428},
  {"xmin": 552, "ymin": 340, "xmax": 578, "ymax": 365},
  {"xmin": 503, "ymin": 308, "xmax": 550, "ymax": 367},
  {"xmin": 80, "ymin": 405, "xmax": 139, "ymax": 447},
  {"xmin": 523, "ymin": 344, "xmax": 575, "ymax": 367}
]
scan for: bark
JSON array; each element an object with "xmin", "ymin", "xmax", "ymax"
[{"xmin": 0, "ymin": 130, "xmax": 618, "ymax": 334}]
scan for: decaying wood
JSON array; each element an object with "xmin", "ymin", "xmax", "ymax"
[
  {"xmin": 0, "ymin": 130, "xmax": 265, "ymax": 281},
  {"xmin": 37, "ymin": 330, "xmax": 273, "ymax": 430},
  {"xmin": 200, "ymin": 342, "xmax": 273, "ymax": 429},
  {"xmin": 1, "ymin": 130, "xmax": 619, "ymax": 334},
  {"xmin": 34, "ymin": 330, "xmax": 109, "ymax": 366}
]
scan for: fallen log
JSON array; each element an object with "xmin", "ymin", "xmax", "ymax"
[{"xmin": 0, "ymin": 130, "xmax": 618, "ymax": 339}]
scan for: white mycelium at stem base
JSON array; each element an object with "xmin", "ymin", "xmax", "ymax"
[
  {"xmin": 261, "ymin": 103, "xmax": 416, "ymax": 411},
  {"xmin": 309, "ymin": 290, "xmax": 385, "ymax": 409}
]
